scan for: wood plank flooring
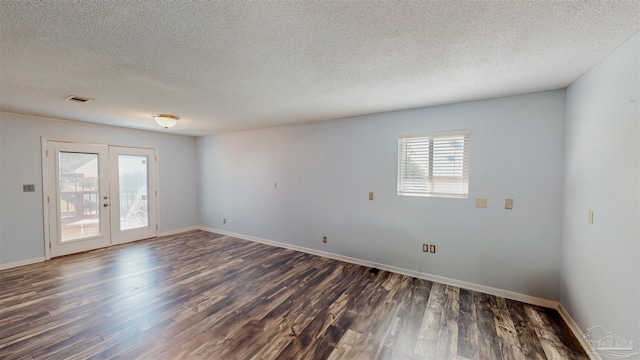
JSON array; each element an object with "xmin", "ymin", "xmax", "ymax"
[{"xmin": 0, "ymin": 230, "xmax": 588, "ymax": 359}]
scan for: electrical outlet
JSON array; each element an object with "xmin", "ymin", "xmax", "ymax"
[
  {"xmin": 223, "ymin": 218, "xmax": 227, "ymax": 224},
  {"xmin": 23, "ymin": 184, "xmax": 35, "ymax": 192},
  {"xmin": 430, "ymin": 245, "xmax": 436, "ymax": 253},
  {"xmin": 369, "ymin": 192, "xmax": 374, "ymax": 200},
  {"xmin": 423, "ymin": 244, "xmax": 428, "ymax": 252},
  {"xmin": 505, "ymin": 198, "xmax": 513, "ymax": 210},
  {"xmin": 322, "ymin": 236, "xmax": 327, "ymax": 243}
]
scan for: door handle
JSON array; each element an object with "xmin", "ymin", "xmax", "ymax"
[{"xmin": 103, "ymin": 203, "xmax": 109, "ymax": 207}]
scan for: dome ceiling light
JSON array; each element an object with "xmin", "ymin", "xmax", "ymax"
[{"xmin": 153, "ymin": 114, "xmax": 180, "ymax": 129}]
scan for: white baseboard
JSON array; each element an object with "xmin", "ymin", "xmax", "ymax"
[
  {"xmin": 198, "ymin": 226, "xmax": 560, "ymax": 309},
  {"xmin": 160, "ymin": 226, "xmax": 200, "ymax": 237},
  {"xmin": 0, "ymin": 257, "xmax": 45, "ymax": 271},
  {"xmin": 557, "ymin": 304, "xmax": 602, "ymax": 360}
]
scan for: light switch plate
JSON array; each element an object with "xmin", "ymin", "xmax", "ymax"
[
  {"xmin": 369, "ymin": 192, "xmax": 374, "ymax": 200},
  {"xmin": 475, "ymin": 198, "xmax": 487, "ymax": 208},
  {"xmin": 23, "ymin": 184, "xmax": 35, "ymax": 192},
  {"xmin": 588, "ymin": 210, "xmax": 594, "ymax": 224}
]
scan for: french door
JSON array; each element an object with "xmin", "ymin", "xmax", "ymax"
[{"xmin": 45, "ymin": 141, "xmax": 158, "ymax": 258}]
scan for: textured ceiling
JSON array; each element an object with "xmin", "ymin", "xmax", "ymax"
[{"xmin": 1, "ymin": 1, "xmax": 639, "ymax": 136}]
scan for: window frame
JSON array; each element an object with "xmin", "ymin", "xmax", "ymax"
[{"xmin": 397, "ymin": 129, "xmax": 470, "ymax": 199}]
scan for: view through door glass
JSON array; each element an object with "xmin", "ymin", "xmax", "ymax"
[
  {"xmin": 118, "ymin": 155, "xmax": 149, "ymax": 231},
  {"xmin": 59, "ymin": 152, "xmax": 101, "ymax": 241}
]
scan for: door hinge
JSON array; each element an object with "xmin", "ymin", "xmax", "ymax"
[
  {"xmin": 49, "ymin": 242, "xmax": 51, "ymax": 249},
  {"xmin": 156, "ymin": 224, "xmax": 158, "ymax": 230},
  {"xmin": 46, "ymin": 150, "xmax": 49, "ymax": 157},
  {"xmin": 47, "ymin": 196, "xmax": 50, "ymax": 204}
]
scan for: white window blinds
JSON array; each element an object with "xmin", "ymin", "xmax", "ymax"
[{"xmin": 397, "ymin": 130, "xmax": 470, "ymax": 198}]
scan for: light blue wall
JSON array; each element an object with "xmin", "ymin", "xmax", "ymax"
[
  {"xmin": 562, "ymin": 32, "xmax": 639, "ymax": 348},
  {"xmin": 0, "ymin": 113, "xmax": 199, "ymax": 266},
  {"xmin": 198, "ymin": 90, "xmax": 566, "ymax": 300}
]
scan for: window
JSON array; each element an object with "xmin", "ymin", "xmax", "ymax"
[{"xmin": 397, "ymin": 130, "xmax": 469, "ymax": 198}]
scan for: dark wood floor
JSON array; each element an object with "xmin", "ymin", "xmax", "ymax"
[{"xmin": 0, "ymin": 230, "xmax": 588, "ymax": 359}]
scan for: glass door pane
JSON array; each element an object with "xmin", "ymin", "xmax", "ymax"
[
  {"xmin": 118, "ymin": 155, "xmax": 149, "ymax": 231},
  {"xmin": 58, "ymin": 152, "xmax": 100, "ymax": 242}
]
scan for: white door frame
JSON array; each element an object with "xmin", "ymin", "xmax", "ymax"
[{"xmin": 41, "ymin": 137, "xmax": 160, "ymax": 260}]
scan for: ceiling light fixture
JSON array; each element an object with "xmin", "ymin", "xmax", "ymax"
[{"xmin": 153, "ymin": 114, "xmax": 180, "ymax": 129}]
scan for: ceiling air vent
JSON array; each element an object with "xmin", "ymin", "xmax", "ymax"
[{"xmin": 65, "ymin": 95, "xmax": 94, "ymax": 103}]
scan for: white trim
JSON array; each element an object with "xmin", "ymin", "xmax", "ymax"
[
  {"xmin": 41, "ymin": 137, "xmax": 51, "ymax": 260},
  {"xmin": 0, "ymin": 257, "xmax": 45, "ymax": 271},
  {"xmin": 153, "ymin": 147, "xmax": 160, "ymax": 238},
  {"xmin": 198, "ymin": 226, "xmax": 559, "ymax": 309},
  {"xmin": 39, "ymin": 136, "xmax": 162, "ymax": 151},
  {"xmin": 160, "ymin": 226, "xmax": 200, "ymax": 237},
  {"xmin": 557, "ymin": 304, "xmax": 602, "ymax": 360},
  {"xmin": 399, "ymin": 129, "xmax": 471, "ymax": 139}
]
